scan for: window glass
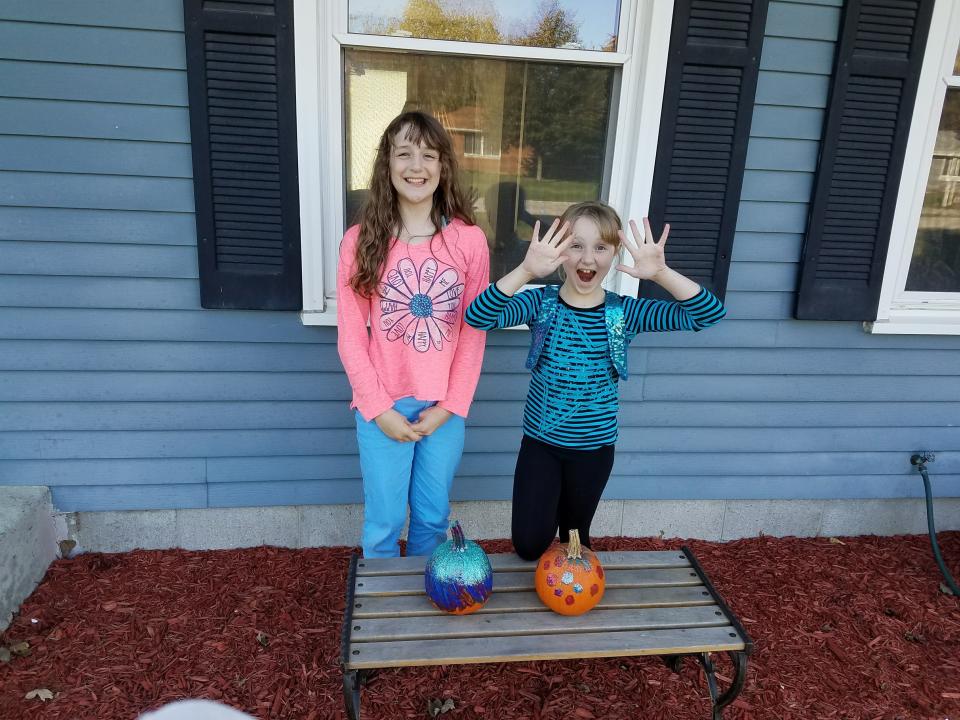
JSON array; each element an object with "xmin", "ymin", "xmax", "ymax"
[
  {"xmin": 906, "ymin": 88, "xmax": 960, "ymax": 292},
  {"xmin": 344, "ymin": 49, "xmax": 615, "ymax": 281},
  {"xmin": 348, "ymin": 0, "xmax": 621, "ymax": 52}
]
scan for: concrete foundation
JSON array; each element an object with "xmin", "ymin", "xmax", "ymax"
[
  {"xmin": 0, "ymin": 487, "xmax": 59, "ymax": 631},
  {"xmin": 67, "ymin": 497, "xmax": 960, "ymax": 552}
]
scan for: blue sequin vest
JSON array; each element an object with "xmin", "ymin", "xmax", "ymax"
[{"xmin": 524, "ymin": 285, "xmax": 629, "ymax": 380}]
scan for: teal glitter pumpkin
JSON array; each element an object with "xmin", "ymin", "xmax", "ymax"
[{"xmin": 424, "ymin": 521, "xmax": 493, "ymax": 614}]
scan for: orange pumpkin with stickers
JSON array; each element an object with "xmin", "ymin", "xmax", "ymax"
[{"xmin": 534, "ymin": 529, "xmax": 605, "ymax": 615}]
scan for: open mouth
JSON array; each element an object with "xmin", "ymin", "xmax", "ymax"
[
  {"xmin": 405, "ymin": 178, "xmax": 427, "ymax": 186},
  {"xmin": 576, "ymin": 269, "xmax": 597, "ymax": 283}
]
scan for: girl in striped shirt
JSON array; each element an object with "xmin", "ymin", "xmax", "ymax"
[{"xmin": 465, "ymin": 201, "xmax": 725, "ymax": 560}]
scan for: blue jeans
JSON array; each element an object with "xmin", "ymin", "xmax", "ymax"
[{"xmin": 355, "ymin": 397, "xmax": 465, "ymax": 558}]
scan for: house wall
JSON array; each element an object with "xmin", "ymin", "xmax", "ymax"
[{"xmin": 0, "ymin": 0, "xmax": 958, "ymax": 526}]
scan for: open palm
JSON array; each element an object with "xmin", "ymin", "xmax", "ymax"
[
  {"xmin": 521, "ymin": 219, "xmax": 573, "ymax": 279},
  {"xmin": 616, "ymin": 218, "xmax": 669, "ymax": 280}
]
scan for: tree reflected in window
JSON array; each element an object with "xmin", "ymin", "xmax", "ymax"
[
  {"xmin": 344, "ymin": 49, "xmax": 615, "ymax": 281},
  {"xmin": 349, "ymin": 0, "xmax": 620, "ymax": 52}
]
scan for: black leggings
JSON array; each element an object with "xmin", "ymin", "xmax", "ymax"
[{"xmin": 511, "ymin": 434, "xmax": 615, "ymax": 560}]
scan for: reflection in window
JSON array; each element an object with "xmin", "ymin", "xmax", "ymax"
[
  {"xmin": 459, "ymin": 130, "xmax": 501, "ymax": 158},
  {"xmin": 344, "ymin": 49, "xmax": 615, "ymax": 281},
  {"xmin": 348, "ymin": 0, "xmax": 620, "ymax": 52},
  {"xmin": 906, "ymin": 88, "xmax": 960, "ymax": 292}
]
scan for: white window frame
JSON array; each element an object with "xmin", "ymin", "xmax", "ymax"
[
  {"xmin": 293, "ymin": 0, "xmax": 675, "ymax": 326},
  {"xmin": 455, "ymin": 128, "xmax": 501, "ymax": 159},
  {"xmin": 869, "ymin": 0, "xmax": 960, "ymax": 335}
]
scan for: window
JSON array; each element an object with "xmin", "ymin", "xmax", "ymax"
[
  {"xmin": 458, "ymin": 130, "xmax": 501, "ymax": 159},
  {"xmin": 347, "ymin": 0, "xmax": 620, "ymax": 51},
  {"xmin": 343, "ymin": 49, "xmax": 614, "ymax": 282},
  {"xmin": 293, "ymin": 0, "xmax": 675, "ymax": 324},
  {"xmin": 872, "ymin": 0, "xmax": 960, "ymax": 334}
]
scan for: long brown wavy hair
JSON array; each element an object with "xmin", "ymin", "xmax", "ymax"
[{"xmin": 349, "ymin": 111, "xmax": 476, "ymax": 298}]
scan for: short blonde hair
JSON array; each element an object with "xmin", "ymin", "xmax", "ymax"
[{"xmin": 557, "ymin": 200, "xmax": 623, "ymax": 249}]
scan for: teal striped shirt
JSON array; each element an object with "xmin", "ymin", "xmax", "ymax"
[{"xmin": 465, "ymin": 284, "xmax": 725, "ymax": 449}]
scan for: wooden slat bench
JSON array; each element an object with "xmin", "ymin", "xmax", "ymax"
[{"xmin": 340, "ymin": 547, "xmax": 752, "ymax": 719}]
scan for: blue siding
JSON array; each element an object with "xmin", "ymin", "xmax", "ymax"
[
  {"xmin": 0, "ymin": 0, "xmax": 958, "ymax": 513},
  {"xmin": 1, "ymin": 242, "xmax": 197, "ymax": 277},
  {"xmin": 0, "ymin": 172, "xmax": 195, "ymax": 211},
  {"xmin": 0, "ymin": 207, "xmax": 197, "ymax": 244},
  {"xmin": 0, "ymin": 99, "xmax": 190, "ymax": 140},
  {"xmin": 704, "ymin": 0, "xmax": 958, "ymax": 501},
  {"xmin": 0, "ymin": 77, "xmax": 188, "ymax": 109},
  {"xmin": 0, "ymin": 136, "xmax": 194, "ymax": 177},
  {"xmin": 0, "ymin": 1, "xmax": 184, "ymax": 31},
  {"xmin": 52, "ymin": 484, "xmax": 207, "ymax": 512},
  {"xmin": 0, "ymin": 21, "xmax": 186, "ymax": 69}
]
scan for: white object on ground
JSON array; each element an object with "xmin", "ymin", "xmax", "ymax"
[{"xmin": 139, "ymin": 700, "xmax": 256, "ymax": 720}]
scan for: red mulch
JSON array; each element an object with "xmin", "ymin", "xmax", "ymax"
[{"xmin": 1, "ymin": 534, "xmax": 959, "ymax": 720}]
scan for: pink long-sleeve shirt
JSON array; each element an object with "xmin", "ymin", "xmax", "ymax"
[{"xmin": 337, "ymin": 220, "xmax": 490, "ymax": 421}]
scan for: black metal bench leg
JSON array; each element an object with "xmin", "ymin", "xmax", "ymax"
[
  {"xmin": 662, "ymin": 654, "xmax": 685, "ymax": 673},
  {"xmin": 698, "ymin": 651, "xmax": 748, "ymax": 720},
  {"xmin": 714, "ymin": 651, "xmax": 748, "ymax": 715},
  {"xmin": 699, "ymin": 653, "xmax": 721, "ymax": 719},
  {"xmin": 343, "ymin": 670, "xmax": 375, "ymax": 720}
]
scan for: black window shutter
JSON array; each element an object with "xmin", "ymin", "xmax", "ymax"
[
  {"xmin": 183, "ymin": 0, "xmax": 302, "ymax": 310},
  {"xmin": 796, "ymin": 0, "xmax": 935, "ymax": 320},
  {"xmin": 639, "ymin": 0, "xmax": 769, "ymax": 301}
]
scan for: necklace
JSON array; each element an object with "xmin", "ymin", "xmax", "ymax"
[{"xmin": 400, "ymin": 220, "xmax": 436, "ymax": 244}]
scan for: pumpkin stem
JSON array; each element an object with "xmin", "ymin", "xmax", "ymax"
[
  {"xmin": 566, "ymin": 529, "xmax": 582, "ymax": 560},
  {"xmin": 450, "ymin": 520, "xmax": 466, "ymax": 550}
]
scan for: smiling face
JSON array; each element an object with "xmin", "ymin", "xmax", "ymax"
[
  {"xmin": 389, "ymin": 126, "xmax": 442, "ymax": 211},
  {"xmin": 561, "ymin": 216, "xmax": 618, "ymax": 303}
]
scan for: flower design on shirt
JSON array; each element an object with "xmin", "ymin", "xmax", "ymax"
[{"xmin": 378, "ymin": 256, "xmax": 464, "ymax": 352}]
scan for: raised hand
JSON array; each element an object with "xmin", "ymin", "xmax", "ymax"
[
  {"xmin": 616, "ymin": 218, "xmax": 669, "ymax": 280},
  {"xmin": 520, "ymin": 219, "xmax": 573, "ymax": 279}
]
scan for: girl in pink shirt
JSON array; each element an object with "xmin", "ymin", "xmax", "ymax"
[{"xmin": 337, "ymin": 111, "xmax": 489, "ymax": 558}]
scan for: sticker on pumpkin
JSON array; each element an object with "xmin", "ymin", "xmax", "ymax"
[{"xmin": 534, "ymin": 530, "xmax": 605, "ymax": 616}]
